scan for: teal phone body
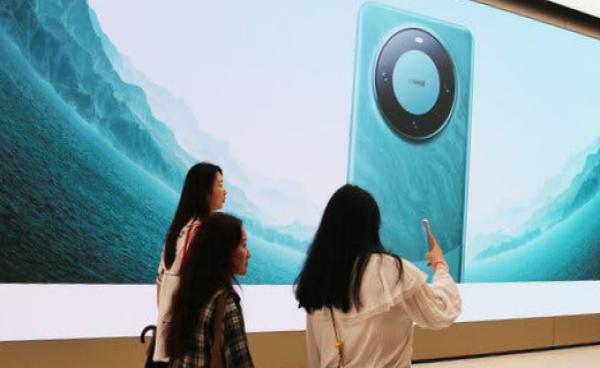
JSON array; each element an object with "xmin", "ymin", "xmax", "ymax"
[{"xmin": 348, "ymin": 3, "xmax": 474, "ymax": 280}]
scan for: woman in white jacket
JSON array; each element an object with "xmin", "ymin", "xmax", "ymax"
[
  {"xmin": 295, "ymin": 184, "xmax": 461, "ymax": 368},
  {"xmin": 153, "ymin": 162, "xmax": 227, "ymax": 365}
]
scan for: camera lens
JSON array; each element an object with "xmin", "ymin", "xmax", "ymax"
[{"xmin": 375, "ymin": 28, "xmax": 455, "ymax": 140}]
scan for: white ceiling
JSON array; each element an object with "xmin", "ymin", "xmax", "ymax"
[{"xmin": 547, "ymin": 0, "xmax": 600, "ymax": 18}]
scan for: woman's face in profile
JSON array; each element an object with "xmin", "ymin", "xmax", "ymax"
[
  {"xmin": 209, "ymin": 172, "xmax": 227, "ymax": 212},
  {"xmin": 232, "ymin": 228, "xmax": 250, "ymax": 276}
]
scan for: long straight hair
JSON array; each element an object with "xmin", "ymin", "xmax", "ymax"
[
  {"xmin": 295, "ymin": 184, "xmax": 403, "ymax": 313},
  {"xmin": 165, "ymin": 212, "xmax": 243, "ymax": 359},
  {"xmin": 164, "ymin": 162, "xmax": 222, "ymax": 268}
]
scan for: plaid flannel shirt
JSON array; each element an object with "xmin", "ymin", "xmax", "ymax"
[{"xmin": 169, "ymin": 289, "xmax": 254, "ymax": 368}]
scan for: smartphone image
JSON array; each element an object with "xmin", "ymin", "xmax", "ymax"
[
  {"xmin": 347, "ymin": 3, "xmax": 473, "ymax": 280},
  {"xmin": 422, "ymin": 218, "xmax": 432, "ymax": 249}
]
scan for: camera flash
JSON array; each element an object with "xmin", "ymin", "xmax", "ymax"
[{"xmin": 415, "ymin": 36, "xmax": 424, "ymax": 43}]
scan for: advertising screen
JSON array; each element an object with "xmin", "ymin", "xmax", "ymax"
[{"xmin": 1, "ymin": 0, "xmax": 599, "ymax": 340}]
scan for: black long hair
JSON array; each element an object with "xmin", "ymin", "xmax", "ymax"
[
  {"xmin": 165, "ymin": 212, "xmax": 243, "ymax": 359},
  {"xmin": 164, "ymin": 162, "xmax": 222, "ymax": 268},
  {"xmin": 295, "ymin": 184, "xmax": 403, "ymax": 313}
]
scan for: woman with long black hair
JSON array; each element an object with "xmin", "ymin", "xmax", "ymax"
[
  {"xmin": 295, "ymin": 184, "xmax": 461, "ymax": 368},
  {"xmin": 154, "ymin": 162, "xmax": 227, "ymax": 364},
  {"xmin": 166, "ymin": 212, "xmax": 254, "ymax": 367}
]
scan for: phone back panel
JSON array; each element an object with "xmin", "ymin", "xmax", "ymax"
[{"xmin": 348, "ymin": 3, "xmax": 473, "ymax": 280}]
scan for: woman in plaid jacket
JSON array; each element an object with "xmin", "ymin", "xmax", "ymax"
[{"xmin": 166, "ymin": 213, "xmax": 254, "ymax": 368}]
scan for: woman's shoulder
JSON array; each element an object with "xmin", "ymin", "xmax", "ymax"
[
  {"xmin": 369, "ymin": 253, "xmax": 426, "ymax": 278},
  {"xmin": 363, "ymin": 253, "xmax": 427, "ymax": 303},
  {"xmin": 366, "ymin": 253, "xmax": 402, "ymax": 277},
  {"xmin": 210, "ymin": 288, "xmax": 241, "ymax": 310},
  {"xmin": 223, "ymin": 288, "xmax": 241, "ymax": 307},
  {"xmin": 201, "ymin": 288, "xmax": 240, "ymax": 326},
  {"xmin": 170, "ymin": 218, "xmax": 202, "ymax": 259},
  {"xmin": 369, "ymin": 252, "xmax": 399, "ymax": 267},
  {"xmin": 310, "ymin": 254, "xmax": 427, "ymax": 322},
  {"xmin": 180, "ymin": 217, "xmax": 202, "ymax": 237}
]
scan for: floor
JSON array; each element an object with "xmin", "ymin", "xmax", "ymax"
[{"xmin": 413, "ymin": 345, "xmax": 600, "ymax": 368}]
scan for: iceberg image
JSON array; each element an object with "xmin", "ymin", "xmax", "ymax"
[
  {"xmin": 0, "ymin": 0, "xmax": 314, "ymax": 284},
  {"xmin": 465, "ymin": 140, "xmax": 600, "ymax": 282}
]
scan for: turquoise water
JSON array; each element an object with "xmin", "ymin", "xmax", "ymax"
[
  {"xmin": 465, "ymin": 190, "xmax": 600, "ymax": 282},
  {"xmin": 0, "ymin": 1, "xmax": 308, "ymax": 284},
  {"xmin": 0, "ymin": 26, "xmax": 304, "ymax": 284},
  {"xmin": 0, "ymin": 30, "xmax": 174, "ymax": 283}
]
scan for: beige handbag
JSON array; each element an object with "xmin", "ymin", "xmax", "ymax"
[{"xmin": 329, "ymin": 308, "xmax": 345, "ymax": 368}]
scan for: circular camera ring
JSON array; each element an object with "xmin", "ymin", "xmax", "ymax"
[{"xmin": 375, "ymin": 28, "xmax": 455, "ymax": 140}]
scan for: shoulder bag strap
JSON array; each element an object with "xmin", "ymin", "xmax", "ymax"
[
  {"xmin": 180, "ymin": 221, "xmax": 200, "ymax": 268},
  {"xmin": 329, "ymin": 307, "xmax": 345, "ymax": 368},
  {"xmin": 211, "ymin": 291, "xmax": 227, "ymax": 368}
]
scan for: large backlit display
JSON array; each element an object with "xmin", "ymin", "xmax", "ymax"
[{"xmin": 1, "ymin": 0, "xmax": 599, "ymax": 340}]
